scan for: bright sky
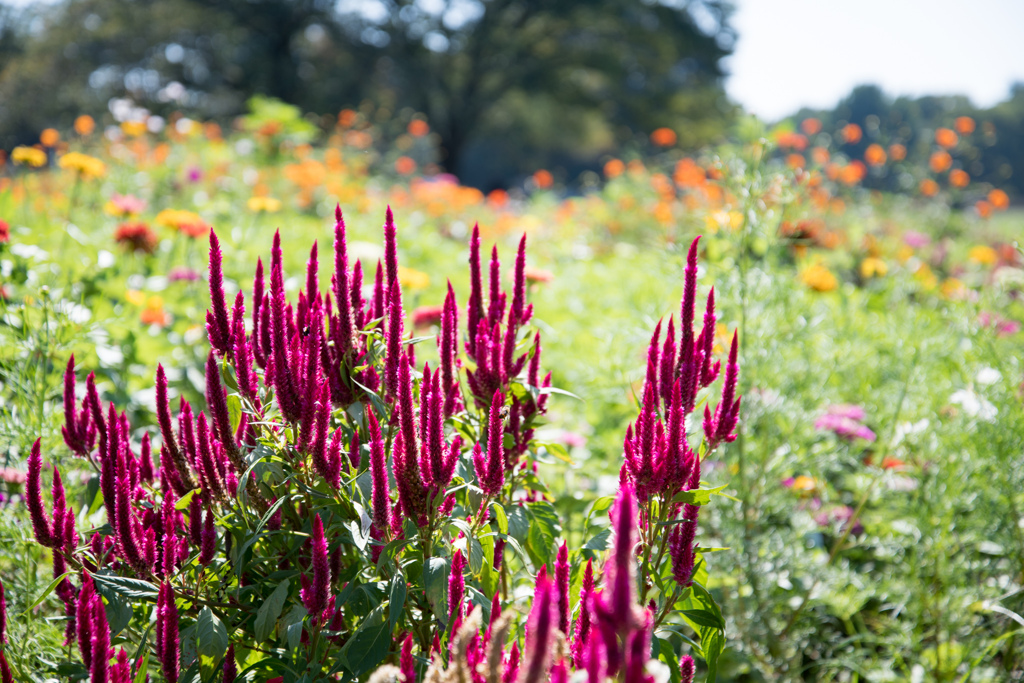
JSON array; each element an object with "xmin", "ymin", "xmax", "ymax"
[{"xmin": 726, "ymin": 0, "xmax": 1024, "ymax": 121}]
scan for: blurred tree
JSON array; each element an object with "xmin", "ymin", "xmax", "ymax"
[{"xmin": 0, "ymin": 0, "xmax": 735, "ymax": 184}]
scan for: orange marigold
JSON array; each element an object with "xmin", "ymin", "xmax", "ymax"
[
  {"xmin": 929, "ymin": 150, "xmax": 952, "ymax": 173},
  {"xmin": 408, "ymin": 120, "xmax": 429, "ymax": 137},
  {"xmin": 935, "ymin": 128, "xmax": 958, "ymax": 148},
  {"xmin": 888, "ymin": 143, "xmax": 907, "ymax": 161},
  {"xmin": 786, "ymin": 153, "xmax": 806, "ymax": 169},
  {"xmin": 949, "ymin": 169, "xmax": 970, "ymax": 188},
  {"xmin": 40, "ymin": 128, "xmax": 60, "ymax": 147},
  {"xmin": 650, "ymin": 127, "xmax": 677, "ymax": 147},
  {"xmin": 841, "ymin": 123, "xmax": 862, "ymax": 145},
  {"xmin": 604, "ymin": 159, "xmax": 625, "ymax": 178},
  {"xmin": 975, "ymin": 200, "xmax": 993, "ymax": 218},
  {"xmin": 394, "ymin": 156, "xmax": 416, "ymax": 175},
  {"xmin": 955, "ymin": 116, "xmax": 976, "ymax": 135},
  {"xmin": 74, "ymin": 115, "xmax": 95, "ymax": 136},
  {"xmin": 533, "ymin": 169, "xmax": 553, "ymax": 189},
  {"xmin": 919, "ymin": 179, "xmax": 939, "ymax": 197},
  {"xmin": 864, "ymin": 144, "xmax": 886, "ymax": 166},
  {"xmin": 988, "ymin": 189, "xmax": 1010, "ymax": 210},
  {"xmin": 801, "ymin": 118, "xmax": 822, "ymax": 136}
]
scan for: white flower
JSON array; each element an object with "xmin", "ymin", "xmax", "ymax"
[{"xmin": 950, "ymin": 389, "xmax": 997, "ymax": 421}]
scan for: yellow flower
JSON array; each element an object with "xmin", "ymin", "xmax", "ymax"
[
  {"xmin": 125, "ymin": 290, "xmax": 146, "ymax": 306},
  {"xmin": 968, "ymin": 245, "xmax": 998, "ymax": 266},
  {"xmin": 941, "ymin": 278, "xmax": 967, "ymax": 300},
  {"xmin": 914, "ymin": 263, "xmax": 938, "ymax": 290},
  {"xmin": 58, "ymin": 152, "xmax": 106, "ymax": 178},
  {"xmin": 896, "ymin": 245, "xmax": 914, "ymax": 263},
  {"xmin": 121, "ymin": 121, "xmax": 148, "ymax": 137},
  {"xmin": 398, "ymin": 266, "xmax": 430, "ymax": 290},
  {"xmin": 155, "ymin": 209, "xmax": 211, "ymax": 237},
  {"xmin": 860, "ymin": 257, "xmax": 887, "ymax": 278},
  {"xmin": 247, "ymin": 196, "xmax": 282, "ymax": 213},
  {"xmin": 800, "ymin": 264, "xmax": 839, "ymax": 292},
  {"xmin": 791, "ymin": 475, "xmax": 818, "ymax": 493},
  {"xmin": 12, "ymin": 146, "xmax": 47, "ymax": 167}
]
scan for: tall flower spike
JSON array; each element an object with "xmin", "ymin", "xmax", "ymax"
[
  {"xmin": 383, "ymin": 206, "xmax": 398, "ymax": 292},
  {"xmin": 0, "ymin": 578, "xmax": 7, "ymax": 643},
  {"xmin": 115, "ymin": 456, "xmax": 146, "ymax": 572},
  {"xmin": 467, "ymin": 224, "xmax": 484, "ymax": 355},
  {"xmin": 448, "ymin": 548, "xmax": 467, "ymax": 626},
  {"xmin": 478, "ymin": 390, "xmax": 505, "ymax": 495},
  {"xmin": 305, "ymin": 240, "xmax": 319, "ymax": 304},
  {"xmin": 100, "ymin": 404, "xmax": 120, "ymax": 527},
  {"xmin": 232, "ymin": 294, "xmax": 258, "ymax": 401},
  {"xmin": 400, "ymin": 634, "xmax": 415, "ymax": 683},
  {"xmin": 510, "ymin": 234, "xmax": 528, "ymax": 325},
  {"xmin": 372, "ymin": 260, "xmax": 385, "ymax": 323},
  {"xmin": 200, "ymin": 508, "xmax": 216, "ymax": 565},
  {"xmin": 268, "ymin": 230, "xmax": 303, "ymax": 422},
  {"xmin": 156, "ymin": 365, "xmax": 195, "ymax": 491},
  {"xmin": 223, "ymin": 644, "xmax": 237, "ymax": 683},
  {"xmin": 91, "ymin": 587, "xmax": 111, "ymax": 683},
  {"xmin": 698, "ymin": 288, "xmax": 719, "ymax": 388},
  {"xmin": 205, "ymin": 351, "xmax": 244, "ymax": 475},
  {"xmin": 385, "ymin": 278, "xmax": 404, "ymax": 397},
  {"xmin": 440, "ymin": 281, "xmax": 459, "ymax": 417},
  {"xmin": 555, "ymin": 541, "xmax": 570, "ymax": 636},
  {"xmin": 26, "ymin": 439, "xmax": 55, "ymax": 547},
  {"xmin": 302, "ymin": 514, "xmax": 331, "ymax": 620},
  {"xmin": 252, "ymin": 258, "xmax": 266, "ymax": 368},
  {"xmin": 158, "ymin": 582, "xmax": 179, "ymax": 683},
  {"xmin": 705, "ymin": 331, "xmax": 741, "ymax": 449},
  {"xmin": 519, "ymin": 569, "xmax": 555, "ymax": 683},
  {"xmin": 607, "ymin": 484, "xmax": 640, "ymax": 630},
  {"xmin": 310, "ymin": 381, "xmax": 333, "ymax": 481},
  {"xmin": 77, "ymin": 575, "xmax": 96, "ymax": 669},
  {"xmin": 487, "ymin": 245, "xmax": 503, "ymax": 328},
  {"xmin": 61, "ymin": 356, "xmax": 88, "ymax": 457},
  {"xmin": 332, "ymin": 205, "xmax": 356, "ymax": 355},
  {"xmin": 367, "ymin": 410, "xmax": 390, "ymax": 532},
  {"xmin": 571, "ymin": 559, "xmax": 595, "ymax": 668},
  {"xmin": 206, "ymin": 229, "xmax": 233, "ymax": 355}
]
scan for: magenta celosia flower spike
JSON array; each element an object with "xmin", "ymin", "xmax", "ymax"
[
  {"xmin": 383, "ymin": 206, "xmax": 398, "ymax": 292},
  {"xmin": 206, "ymin": 229, "xmax": 233, "ymax": 355},
  {"xmin": 510, "ymin": 233, "xmax": 528, "ymax": 325},
  {"xmin": 200, "ymin": 508, "xmax": 216, "ymax": 565},
  {"xmin": 268, "ymin": 230, "xmax": 303, "ymax": 422},
  {"xmin": 223, "ymin": 644, "xmax": 237, "ymax": 683},
  {"xmin": 90, "ymin": 583, "xmax": 112, "ymax": 683},
  {"xmin": 115, "ymin": 457, "xmax": 146, "ymax": 572},
  {"xmin": 26, "ymin": 439, "xmax": 55, "ymax": 547},
  {"xmin": 440, "ymin": 281, "xmax": 459, "ymax": 417},
  {"xmin": 302, "ymin": 514, "xmax": 331, "ymax": 620},
  {"xmin": 155, "ymin": 365, "xmax": 195, "ymax": 492},
  {"xmin": 232, "ymin": 296, "xmax": 258, "ymax": 401},
  {"xmin": 367, "ymin": 410, "xmax": 390, "ymax": 532},
  {"xmin": 158, "ymin": 582, "xmax": 179, "ymax": 683},
  {"xmin": 680, "ymin": 655, "xmax": 696, "ymax": 683},
  {"xmin": 448, "ymin": 548, "xmax": 467, "ymax": 626},
  {"xmin": 603, "ymin": 484, "xmax": 640, "ymax": 633},
  {"xmin": 332, "ymin": 205, "xmax": 356, "ymax": 355},
  {"xmin": 571, "ymin": 559, "xmax": 595, "ymax": 668},
  {"xmin": 519, "ymin": 569, "xmax": 555, "ymax": 683},
  {"xmin": 385, "ymin": 278, "xmax": 404, "ymax": 397},
  {"xmin": 61, "ymin": 355, "xmax": 93, "ymax": 457},
  {"xmin": 473, "ymin": 390, "xmax": 506, "ymax": 496},
  {"xmin": 205, "ymin": 352, "xmax": 243, "ymax": 473},
  {"xmin": 555, "ymin": 541, "xmax": 570, "ymax": 636},
  {"xmin": 400, "ymin": 633, "xmax": 415, "ymax": 683},
  {"xmin": 704, "ymin": 331, "xmax": 741, "ymax": 449},
  {"xmin": 251, "ymin": 257, "xmax": 266, "ymax": 368}
]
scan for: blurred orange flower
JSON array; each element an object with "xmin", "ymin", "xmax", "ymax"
[
  {"xmin": 935, "ymin": 128, "xmax": 958, "ymax": 148},
  {"xmin": 955, "ymin": 116, "xmax": 976, "ymax": 135},
  {"xmin": 988, "ymin": 189, "xmax": 1010, "ymax": 210},
  {"xmin": 40, "ymin": 128, "xmax": 60, "ymax": 147},
  {"xmin": 949, "ymin": 169, "xmax": 970, "ymax": 188},
  {"xmin": 533, "ymin": 169, "xmax": 553, "ymax": 189},
  {"xmin": 338, "ymin": 109, "xmax": 357, "ymax": 127},
  {"xmin": 604, "ymin": 159, "xmax": 625, "ymax": 178},
  {"xmin": 650, "ymin": 128, "xmax": 677, "ymax": 147},
  {"xmin": 775, "ymin": 131, "xmax": 808, "ymax": 150},
  {"xmin": 839, "ymin": 161, "xmax": 866, "ymax": 185},
  {"xmin": 786, "ymin": 154, "xmax": 805, "ymax": 169},
  {"xmin": 673, "ymin": 158, "xmax": 705, "ymax": 187},
  {"xmin": 487, "ymin": 189, "xmax": 509, "ymax": 208},
  {"xmin": 800, "ymin": 264, "xmax": 839, "ymax": 292},
  {"xmin": 888, "ymin": 143, "xmax": 907, "ymax": 161},
  {"xmin": 919, "ymin": 179, "xmax": 939, "ymax": 197},
  {"xmin": 801, "ymin": 118, "xmax": 822, "ymax": 136},
  {"xmin": 811, "ymin": 147, "xmax": 830, "ymax": 165},
  {"xmin": 394, "ymin": 156, "xmax": 416, "ymax": 175},
  {"xmin": 929, "ymin": 150, "xmax": 952, "ymax": 173},
  {"xmin": 975, "ymin": 200, "xmax": 993, "ymax": 219},
  {"xmin": 74, "ymin": 115, "xmax": 95, "ymax": 136},
  {"xmin": 841, "ymin": 123, "xmax": 862, "ymax": 144},
  {"xmin": 864, "ymin": 144, "xmax": 886, "ymax": 166},
  {"xmin": 408, "ymin": 120, "xmax": 429, "ymax": 137}
]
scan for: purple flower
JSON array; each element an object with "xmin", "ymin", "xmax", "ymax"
[
  {"xmin": 400, "ymin": 634, "xmax": 415, "ymax": 683},
  {"xmin": 555, "ymin": 541, "xmax": 570, "ymax": 636},
  {"xmin": 903, "ymin": 230, "xmax": 931, "ymax": 248},
  {"xmin": 332, "ymin": 205, "xmax": 356, "ymax": 357},
  {"xmin": 520, "ymin": 568, "xmax": 555, "ymax": 683},
  {"xmin": 301, "ymin": 514, "xmax": 331, "ymax": 621},
  {"xmin": 200, "ymin": 507, "xmax": 216, "ymax": 565},
  {"xmin": 0, "ymin": 578, "xmax": 6, "ymax": 643},
  {"xmin": 158, "ymin": 582, "xmax": 179, "ymax": 683},
  {"xmin": 90, "ymin": 584, "xmax": 111, "ymax": 683},
  {"xmin": 26, "ymin": 439, "xmax": 55, "ymax": 547},
  {"xmin": 206, "ymin": 230, "xmax": 233, "ymax": 355},
  {"xmin": 814, "ymin": 405, "xmax": 876, "ymax": 442},
  {"xmin": 571, "ymin": 559, "xmax": 595, "ymax": 668},
  {"xmin": 368, "ymin": 410, "xmax": 390, "ymax": 532},
  {"xmin": 680, "ymin": 655, "xmax": 696, "ymax": 683},
  {"xmin": 473, "ymin": 390, "xmax": 506, "ymax": 496},
  {"xmin": 448, "ymin": 548, "xmax": 466, "ymax": 626},
  {"xmin": 168, "ymin": 267, "xmax": 201, "ymax": 282}
]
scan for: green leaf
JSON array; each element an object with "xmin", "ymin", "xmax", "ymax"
[
  {"xmin": 175, "ymin": 488, "xmax": 197, "ymax": 511},
  {"xmin": 196, "ymin": 607, "xmax": 228, "ymax": 659},
  {"xmin": 91, "ymin": 573, "xmax": 159, "ymax": 601},
  {"xmin": 23, "ymin": 571, "xmax": 73, "ymax": 614},
  {"xmin": 681, "ymin": 609, "xmax": 724, "ymax": 630},
  {"xmin": 539, "ymin": 385, "xmax": 582, "ymax": 401},
  {"xmin": 423, "ymin": 557, "xmax": 450, "ymax": 621},
  {"xmin": 583, "ymin": 528, "xmax": 611, "ymax": 551},
  {"xmin": 254, "ymin": 579, "xmax": 290, "ymax": 642},
  {"xmin": 507, "ymin": 506, "xmax": 530, "ymax": 544},
  {"xmin": 490, "ymin": 502, "xmax": 509, "ymax": 535},
  {"xmin": 525, "ymin": 502, "xmax": 561, "ymax": 568},
  {"xmin": 670, "ymin": 485, "xmax": 729, "ymax": 507},
  {"xmin": 227, "ymin": 394, "xmax": 243, "ymax": 433},
  {"xmin": 341, "ymin": 605, "xmax": 390, "ymax": 676},
  {"xmin": 388, "ymin": 572, "xmax": 407, "ymax": 633},
  {"xmin": 537, "ymin": 441, "xmax": 574, "ymax": 464},
  {"xmin": 282, "ymin": 605, "xmax": 307, "ymax": 650}
]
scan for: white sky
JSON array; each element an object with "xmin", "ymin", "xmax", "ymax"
[{"xmin": 725, "ymin": 0, "xmax": 1024, "ymax": 121}]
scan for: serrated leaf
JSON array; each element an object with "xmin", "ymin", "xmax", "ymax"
[
  {"xmin": 670, "ymin": 485, "xmax": 728, "ymax": 507},
  {"xmin": 254, "ymin": 579, "xmax": 290, "ymax": 642}
]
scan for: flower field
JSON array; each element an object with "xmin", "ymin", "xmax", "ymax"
[{"xmin": 1, "ymin": 102, "xmax": 1022, "ymax": 683}]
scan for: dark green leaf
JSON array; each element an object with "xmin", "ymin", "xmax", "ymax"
[
  {"xmin": 196, "ymin": 607, "xmax": 228, "ymax": 659},
  {"xmin": 254, "ymin": 579, "xmax": 290, "ymax": 642}
]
